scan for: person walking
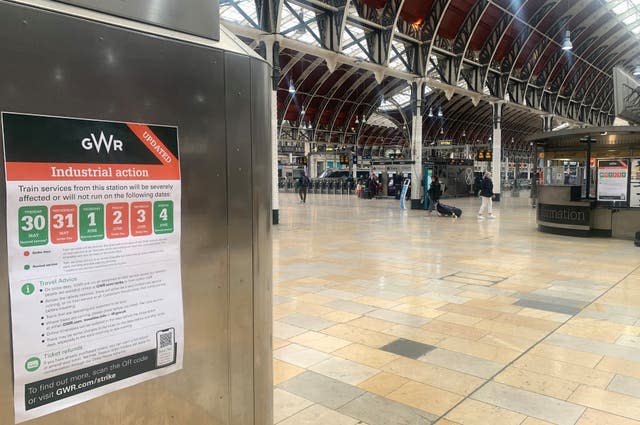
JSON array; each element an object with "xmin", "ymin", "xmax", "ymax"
[
  {"xmin": 427, "ymin": 175, "xmax": 442, "ymax": 215},
  {"xmin": 478, "ymin": 172, "xmax": 495, "ymax": 219},
  {"xmin": 299, "ymin": 173, "xmax": 310, "ymax": 203}
]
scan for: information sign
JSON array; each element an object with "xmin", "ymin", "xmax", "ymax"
[
  {"xmin": 597, "ymin": 159, "xmax": 629, "ymax": 204},
  {"xmin": 631, "ymin": 158, "xmax": 640, "ymax": 208},
  {"xmin": 2, "ymin": 112, "xmax": 183, "ymax": 423}
]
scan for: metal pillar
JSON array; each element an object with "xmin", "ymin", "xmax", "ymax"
[
  {"xmin": 542, "ymin": 114, "xmax": 554, "ymax": 132},
  {"xmin": 580, "ymin": 136, "xmax": 596, "ymax": 200},
  {"xmin": 382, "ymin": 167, "xmax": 388, "ymax": 196},
  {"xmin": 492, "ymin": 102, "xmax": 504, "ymax": 201},
  {"xmin": 304, "ymin": 141, "xmax": 310, "ymax": 177},
  {"xmin": 410, "ymin": 81, "xmax": 424, "ymax": 209},
  {"xmin": 267, "ymin": 40, "xmax": 280, "ymax": 224}
]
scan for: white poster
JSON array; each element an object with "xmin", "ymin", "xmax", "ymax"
[
  {"xmin": 631, "ymin": 158, "xmax": 640, "ymax": 208},
  {"xmin": 597, "ymin": 159, "xmax": 629, "ymax": 203},
  {"xmin": 1, "ymin": 112, "xmax": 183, "ymax": 423}
]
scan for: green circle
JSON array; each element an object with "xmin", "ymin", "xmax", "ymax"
[
  {"xmin": 25, "ymin": 357, "xmax": 41, "ymax": 372},
  {"xmin": 21, "ymin": 283, "xmax": 35, "ymax": 295},
  {"xmin": 24, "ymin": 265, "xmax": 30, "ymax": 270}
]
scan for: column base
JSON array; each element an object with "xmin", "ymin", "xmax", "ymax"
[
  {"xmin": 493, "ymin": 193, "xmax": 501, "ymax": 202},
  {"xmin": 411, "ymin": 199, "xmax": 423, "ymax": 210},
  {"xmin": 272, "ymin": 209, "xmax": 279, "ymax": 225}
]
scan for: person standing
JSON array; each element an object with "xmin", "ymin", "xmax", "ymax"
[
  {"xmin": 427, "ymin": 175, "xmax": 442, "ymax": 215},
  {"xmin": 299, "ymin": 173, "xmax": 310, "ymax": 203},
  {"xmin": 478, "ymin": 172, "xmax": 495, "ymax": 219},
  {"xmin": 473, "ymin": 174, "xmax": 482, "ymax": 197},
  {"xmin": 368, "ymin": 176, "xmax": 378, "ymax": 199}
]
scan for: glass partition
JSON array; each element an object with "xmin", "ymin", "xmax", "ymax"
[{"xmin": 540, "ymin": 165, "xmax": 585, "ymax": 186}]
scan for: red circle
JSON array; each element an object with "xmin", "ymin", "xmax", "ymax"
[{"xmin": 23, "ymin": 251, "xmax": 30, "ymax": 257}]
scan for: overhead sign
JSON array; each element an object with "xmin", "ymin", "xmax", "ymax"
[
  {"xmin": 2, "ymin": 112, "xmax": 183, "ymax": 423},
  {"xmin": 597, "ymin": 159, "xmax": 629, "ymax": 205},
  {"xmin": 476, "ymin": 150, "xmax": 492, "ymax": 162},
  {"xmin": 613, "ymin": 67, "xmax": 640, "ymax": 124}
]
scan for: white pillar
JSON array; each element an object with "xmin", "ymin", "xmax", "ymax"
[
  {"xmin": 271, "ymin": 88, "xmax": 279, "ymax": 223},
  {"xmin": 266, "ymin": 40, "xmax": 280, "ymax": 224},
  {"xmin": 352, "ymin": 152, "xmax": 357, "ymax": 179},
  {"xmin": 310, "ymin": 155, "xmax": 317, "ymax": 178},
  {"xmin": 410, "ymin": 81, "xmax": 424, "ymax": 209},
  {"xmin": 303, "ymin": 142, "xmax": 310, "ymax": 176},
  {"xmin": 492, "ymin": 102, "xmax": 503, "ymax": 201}
]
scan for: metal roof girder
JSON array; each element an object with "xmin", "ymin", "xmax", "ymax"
[
  {"xmin": 326, "ymin": 71, "xmax": 372, "ymax": 133},
  {"xmin": 519, "ymin": 7, "xmax": 574, "ymax": 78},
  {"xmin": 256, "ymin": 0, "xmax": 282, "ymax": 32},
  {"xmin": 441, "ymin": 95, "xmax": 480, "ymax": 140},
  {"xmin": 499, "ymin": 0, "xmax": 560, "ymax": 88},
  {"xmin": 558, "ymin": 6, "xmax": 634, "ymax": 89},
  {"xmin": 573, "ymin": 35, "xmax": 638, "ymax": 106},
  {"xmin": 312, "ymin": 66, "xmax": 360, "ymax": 140},
  {"xmin": 420, "ymin": 0, "xmax": 453, "ymax": 78},
  {"xmin": 453, "ymin": 0, "xmax": 491, "ymax": 86},
  {"xmin": 278, "ymin": 56, "xmax": 325, "ymax": 123},
  {"xmin": 316, "ymin": 2, "xmax": 345, "ymax": 51},
  {"xmin": 577, "ymin": 40, "xmax": 640, "ymax": 114},
  {"xmin": 560, "ymin": 36, "xmax": 634, "ymax": 110}
]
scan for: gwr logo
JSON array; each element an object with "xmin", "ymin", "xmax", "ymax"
[{"xmin": 81, "ymin": 132, "xmax": 123, "ymax": 154}]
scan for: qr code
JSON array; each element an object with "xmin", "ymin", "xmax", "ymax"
[{"xmin": 159, "ymin": 332, "xmax": 173, "ymax": 348}]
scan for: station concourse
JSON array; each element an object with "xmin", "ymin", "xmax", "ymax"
[
  {"xmin": 222, "ymin": 0, "xmax": 640, "ymax": 424},
  {"xmin": 1, "ymin": 1, "xmax": 640, "ymax": 425}
]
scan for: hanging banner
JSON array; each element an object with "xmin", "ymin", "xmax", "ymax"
[
  {"xmin": 597, "ymin": 159, "xmax": 629, "ymax": 205},
  {"xmin": 631, "ymin": 158, "xmax": 640, "ymax": 208},
  {"xmin": 1, "ymin": 112, "xmax": 183, "ymax": 423}
]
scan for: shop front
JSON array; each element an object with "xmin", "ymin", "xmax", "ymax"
[{"xmin": 527, "ymin": 127, "xmax": 640, "ymax": 239}]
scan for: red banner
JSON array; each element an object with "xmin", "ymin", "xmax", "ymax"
[{"xmin": 5, "ymin": 162, "xmax": 180, "ymax": 181}]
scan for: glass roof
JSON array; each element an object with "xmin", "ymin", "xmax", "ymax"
[
  {"xmin": 342, "ymin": 23, "xmax": 371, "ymax": 61},
  {"xmin": 366, "ymin": 113, "xmax": 399, "ymax": 128},
  {"xmin": 280, "ymin": 1, "xmax": 323, "ymax": 46},
  {"xmin": 389, "ymin": 40, "xmax": 409, "ymax": 71},
  {"xmin": 219, "ymin": 0, "xmax": 259, "ymax": 28},
  {"xmin": 379, "ymin": 86, "xmax": 412, "ymax": 111},
  {"xmin": 605, "ymin": 0, "xmax": 640, "ymax": 35}
]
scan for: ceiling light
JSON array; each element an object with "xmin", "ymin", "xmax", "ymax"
[
  {"xmin": 440, "ymin": 128, "xmax": 444, "ymax": 135},
  {"xmin": 462, "ymin": 130, "xmax": 466, "ymax": 137},
  {"xmin": 561, "ymin": 31, "xmax": 572, "ymax": 51},
  {"xmin": 301, "ymin": 108, "xmax": 305, "ymax": 115},
  {"xmin": 437, "ymin": 107, "xmax": 443, "ymax": 118},
  {"xmin": 634, "ymin": 66, "xmax": 640, "ymax": 76},
  {"xmin": 428, "ymin": 108, "xmax": 434, "ymax": 118},
  {"xmin": 355, "ymin": 116, "xmax": 359, "ymax": 125},
  {"xmin": 288, "ymin": 84, "xmax": 295, "ymax": 94}
]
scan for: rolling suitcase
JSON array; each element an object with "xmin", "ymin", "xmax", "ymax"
[{"xmin": 436, "ymin": 202, "xmax": 463, "ymax": 218}]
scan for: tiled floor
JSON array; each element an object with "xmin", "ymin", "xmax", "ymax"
[{"xmin": 273, "ymin": 192, "xmax": 640, "ymax": 425}]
